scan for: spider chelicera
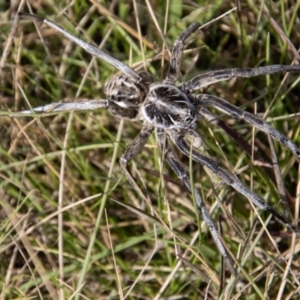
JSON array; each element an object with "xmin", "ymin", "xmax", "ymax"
[{"xmin": 18, "ymin": 12, "xmax": 300, "ymax": 275}]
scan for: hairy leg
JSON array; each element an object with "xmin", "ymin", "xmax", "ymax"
[
  {"xmin": 15, "ymin": 99, "xmax": 108, "ymax": 115},
  {"xmin": 194, "ymin": 94, "xmax": 300, "ymax": 160},
  {"xmin": 18, "ymin": 12, "xmax": 140, "ymax": 81},
  {"xmin": 170, "ymin": 131, "xmax": 298, "ymax": 233},
  {"xmin": 157, "ymin": 128, "xmax": 236, "ymax": 275},
  {"xmin": 181, "ymin": 65, "xmax": 300, "ymax": 91},
  {"xmin": 120, "ymin": 122, "xmax": 154, "ymax": 191},
  {"xmin": 164, "ymin": 22, "xmax": 201, "ymax": 84}
]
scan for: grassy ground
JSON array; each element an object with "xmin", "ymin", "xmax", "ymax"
[{"xmin": 0, "ymin": 0, "xmax": 300, "ymax": 299}]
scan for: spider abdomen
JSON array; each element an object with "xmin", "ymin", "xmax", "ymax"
[{"xmin": 104, "ymin": 72, "xmax": 154, "ymax": 107}]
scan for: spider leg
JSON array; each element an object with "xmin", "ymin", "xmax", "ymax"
[
  {"xmin": 169, "ymin": 131, "xmax": 298, "ymax": 233},
  {"xmin": 157, "ymin": 128, "xmax": 237, "ymax": 275},
  {"xmin": 120, "ymin": 122, "xmax": 154, "ymax": 191},
  {"xmin": 16, "ymin": 99, "xmax": 109, "ymax": 115},
  {"xmin": 15, "ymin": 99, "xmax": 141, "ymax": 121},
  {"xmin": 194, "ymin": 94, "xmax": 300, "ymax": 160},
  {"xmin": 197, "ymin": 107, "xmax": 295, "ymax": 203},
  {"xmin": 197, "ymin": 106, "xmax": 271, "ymax": 163},
  {"xmin": 18, "ymin": 12, "xmax": 140, "ymax": 81},
  {"xmin": 181, "ymin": 65, "xmax": 300, "ymax": 91},
  {"xmin": 164, "ymin": 22, "xmax": 201, "ymax": 84}
]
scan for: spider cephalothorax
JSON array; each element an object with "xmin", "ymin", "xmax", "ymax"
[
  {"xmin": 18, "ymin": 12, "xmax": 300, "ymax": 275},
  {"xmin": 143, "ymin": 84, "xmax": 197, "ymax": 129}
]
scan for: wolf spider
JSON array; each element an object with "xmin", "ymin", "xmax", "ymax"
[{"xmin": 18, "ymin": 12, "xmax": 300, "ymax": 275}]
